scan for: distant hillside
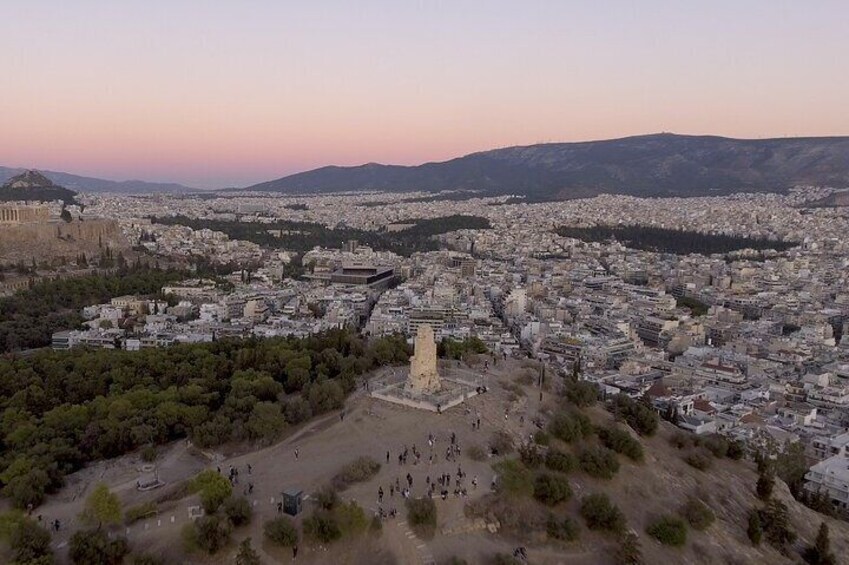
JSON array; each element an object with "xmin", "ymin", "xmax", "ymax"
[
  {"xmin": 244, "ymin": 134, "xmax": 849, "ymax": 199},
  {"xmin": 0, "ymin": 170, "xmax": 77, "ymax": 204},
  {"xmin": 0, "ymin": 166, "xmax": 194, "ymax": 194}
]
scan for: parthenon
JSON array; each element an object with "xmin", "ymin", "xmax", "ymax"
[{"xmin": 0, "ymin": 205, "xmax": 49, "ymax": 224}]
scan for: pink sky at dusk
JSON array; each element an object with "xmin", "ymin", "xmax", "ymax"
[{"xmin": 2, "ymin": 0, "xmax": 848, "ymax": 188}]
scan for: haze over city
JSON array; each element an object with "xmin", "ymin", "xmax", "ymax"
[{"xmin": 3, "ymin": 0, "xmax": 849, "ymax": 187}]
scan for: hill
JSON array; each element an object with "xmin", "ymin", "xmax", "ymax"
[
  {"xmin": 0, "ymin": 166, "xmax": 195, "ymax": 194},
  {"xmin": 0, "ymin": 170, "xmax": 77, "ymax": 204},
  {"xmin": 244, "ymin": 133, "xmax": 849, "ymax": 199}
]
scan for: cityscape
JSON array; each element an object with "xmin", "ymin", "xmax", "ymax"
[{"xmin": 2, "ymin": 2, "xmax": 849, "ymax": 565}]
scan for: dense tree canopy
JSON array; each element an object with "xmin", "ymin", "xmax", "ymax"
[
  {"xmin": 0, "ymin": 329, "xmax": 410, "ymax": 509},
  {"xmin": 0, "ymin": 265, "xmax": 185, "ymax": 353},
  {"xmin": 152, "ymin": 215, "xmax": 491, "ymax": 257},
  {"xmin": 555, "ymin": 225, "xmax": 796, "ymax": 255}
]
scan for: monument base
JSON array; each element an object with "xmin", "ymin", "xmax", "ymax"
[{"xmin": 371, "ymin": 370, "xmax": 481, "ymax": 413}]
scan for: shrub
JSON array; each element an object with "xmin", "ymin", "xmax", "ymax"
[
  {"xmin": 518, "ymin": 444, "xmax": 544, "ymax": 469},
  {"xmin": 578, "ymin": 445, "xmax": 620, "ymax": 479},
  {"xmin": 140, "ymin": 445, "xmax": 157, "ymax": 462},
  {"xmin": 614, "ymin": 532, "xmax": 643, "ymax": 565},
  {"xmin": 565, "ymin": 380, "xmax": 598, "ymax": 408},
  {"xmin": 9, "ymin": 518, "xmax": 52, "ymax": 564},
  {"xmin": 489, "ymin": 431, "xmax": 515, "ymax": 455},
  {"xmin": 684, "ymin": 449, "xmax": 713, "ymax": 471},
  {"xmin": 548, "ymin": 410, "xmax": 593, "ymax": 443},
  {"xmin": 491, "ymin": 459, "xmax": 534, "ymax": 497},
  {"xmin": 222, "ymin": 496, "xmax": 252, "ymax": 527},
  {"xmin": 69, "ymin": 529, "xmax": 129, "ymax": 564},
  {"xmin": 264, "ymin": 516, "xmax": 299, "ymax": 547},
  {"xmin": 608, "ymin": 395, "xmax": 658, "ymax": 436},
  {"xmin": 534, "ymin": 430, "xmax": 551, "ymax": 446},
  {"xmin": 726, "ymin": 439, "xmax": 745, "ymax": 460},
  {"xmin": 546, "ymin": 514, "xmax": 579, "ymax": 541},
  {"xmin": 125, "ymin": 502, "xmax": 158, "ymax": 525},
  {"xmin": 669, "ymin": 432, "xmax": 693, "ymax": 450},
  {"xmin": 597, "ymin": 427, "xmax": 644, "ymax": 462},
  {"xmin": 467, "ymin": 444, "xmax": 486, "ymax": 461},
  {"xmin": 406, "ymin": 497, "xmax": 437, "ymax": 537},
  {"xmin": 314, "ymin": 485, "xmax": 340, "ymax": 510},
  {"xmin": 193, "ymin": 515, "xmax": 232, "ymax": 555},
  {"xmin": 132, "ymin": 553, "xmax": 165, "ymax": 565},
  {"xmin": 703, "ymin": 435, "xmax": 729, "ymax": 458},
  {"xmin": 681, "ymin": 498, "xmax": 714, "ymax": 530},
  {"xmin": 534, "ymin": 473, "xmax": 572, "ymax": 506},
  {"xmin": 303, "ymin": 511, "xmax": 342, "ymax": 544},
  {"xmin": 646, "ymin": 515, "xmax": 687, "ymax": 547},
  {"xmin": 331, "ymin": 456, "xmax": 381, "ymax": 490},
  {"xmin": 545, "ymin": 449, "xmax": 577, "ymax": 474},
  {"xmin": 580, "ymin": 493, "xmax": 625, "ymax": 533},
  {"xmin": 335, "ymin": 501, "xmax": 369, "ymax": 537}
]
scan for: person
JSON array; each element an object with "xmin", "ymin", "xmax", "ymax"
[
  {"xmin": 247, "ymin": 464, "xmax": 252, "ymax": 474},
  {"xmin": 293, "ymin": 544, "xmax": 299, "ymax": 559},
  {"xmin": 294, "ymin": 447, "xmax": 299, "ymax": 460},
  {"xmin": 378, "ymin": 486, "xmax": 384, "ymax": 503},
  {"xmin": 386, "ymin": 450, "xmax": 390, "ymax": 463}
]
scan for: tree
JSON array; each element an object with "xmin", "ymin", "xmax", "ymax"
[
  {"xmin": 759, "ymin": 499, "xmax": 796, "ymax": 552},
  {"xmin": 69, "ymin": 529, "xmax": 129, "ymax": 565},
  {"xmin": 10, "ymin": 518, "xmax": 53, "ymax": 564},
  {"xmin": 264, "ymin": 516, "xmax": 299, "ymax": 546},
  {"xmin": 747, "ymin": 510, "xmax": 762, "ymax": 545},
  {"xmin": 192, "ymin": 470, "xmax": 233, "ymax": 514},
  {"xmin": 81, "ymin": 483, "xmax": 122, "ymax": 529},
  {"xmin": 236, "ymin": 537, "xmax": 261, "ymax": 565},
  {"xmin": 803, "ymin": 522, "xmax": 836, "ymax": 565},
  {"xmin": 756, "ymin": 471, "xmax": 774, "ymax": 500}
]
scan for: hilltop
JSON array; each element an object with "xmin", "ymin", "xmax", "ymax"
[
  {"xmin": 0, "ymin": 170, "xmax": 77, "ymax": 204},
  {"xmin": 0, "ymin": 166, "xmax": 195, "ymax": 194},
  {"xmin": 244, "ymin": 133, "xmax": 849, "ymax": 200}
]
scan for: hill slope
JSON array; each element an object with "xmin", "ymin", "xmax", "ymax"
[
  {"xmin": 245, "ymin": 133, "xmax": 849, "ymax": 199},
  {"xmin": 0, "ymin": 166, "xmax": 194, "ymax": 194}
]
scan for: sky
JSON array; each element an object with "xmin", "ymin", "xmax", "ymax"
[{"xmin": 1, "ymin": 1, "xmax": 848, "ymax": 188}]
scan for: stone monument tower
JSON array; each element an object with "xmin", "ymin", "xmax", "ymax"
[{"xmin": 408, "ymin": 324, "xmax": 441, "ymax": 393}]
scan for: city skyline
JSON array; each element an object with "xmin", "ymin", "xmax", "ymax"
[{"xmin": 2, "ymin": 0, "xmax": 848, "ymax": 188}]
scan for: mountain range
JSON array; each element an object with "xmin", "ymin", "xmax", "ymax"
[
  {"xmin": 244, "ymin": 133, "xmax": 849, "ymax": 200},
  {"xmin": 0, "ymin": 166, "xmax": 194, "ymax": 194}
]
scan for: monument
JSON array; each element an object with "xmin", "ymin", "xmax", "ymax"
[
  {"xmin": 371, "ymin": 324, "xmax": 481, "ymax": 413},
  {"xmin": 407, "ymin": 324, "xmax": 441, "ymax": 393}
]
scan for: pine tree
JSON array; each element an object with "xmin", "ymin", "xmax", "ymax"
[
  {"xmin": 803, "ymin": 522, "xmax": 835, "ymax": 565},
  {"xmin": 747, "ymin": 510, "xmax": 762, "ymax": 546},
  {"xmin": 756, "ymin": 471, "xmax": 774, "ymax": 500}
]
